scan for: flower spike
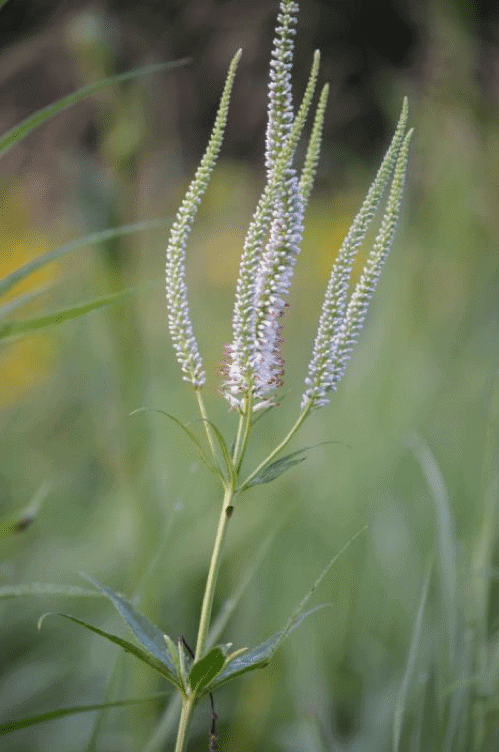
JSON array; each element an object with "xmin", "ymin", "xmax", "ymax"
[
  {"xmin": 165, "ymin": 49, "xmax": 241, "ymax": 387},
  {"xmin": 302, "ymin": 109, "xmax": 412, "ymax": 410},
  {"xmin": 221, "ymin": 2, "xmax": 321, "ymax": 411}
]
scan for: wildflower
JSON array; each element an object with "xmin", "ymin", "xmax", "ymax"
[
  {"xmin": 301, "ymin": 102, "xmax": 413, "ymax": 410},
  {"xmin": 165, "ymin": 49, "xmax": 241, "ymax": 387},
  {"xmin": 221, "ymin": 1, "xmax": 322, "ymax": 411}
]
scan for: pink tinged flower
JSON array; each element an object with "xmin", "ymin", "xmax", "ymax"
[{"xmin": 221, "ymin": 1, "xmax": 320, "ymax": 412}]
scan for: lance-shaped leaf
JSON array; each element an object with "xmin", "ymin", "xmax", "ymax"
[
  {"xmin": 239, "ymin": 441, "xmax": 341, "ymax": 491},
  {"xmin": 130, "ymin": 407, "xmax": 219, "ymax": 477},
  {"xmin": 204, "ymin": 605, "xmax": 326, "ymax": 694},
  {"xmin": 189, "ymin": 646, "xmax": 226, "ymax": 693},
  {"xmin": 242, "ymin": 448, "xmax": 307, "ymax": 488},
  {"xmin": 81, "ymin": 575, "xmax": 179, "ymax": 682},
  {"xmin": 38, "ymin": 613, "xmax": 183, "ymax": 691},
  {"xmin": 205, "ymin": 526, "xmax": 366, "ymax": 694},
  {"xmin": 165, "ymin": 49, "xmax": 241, "ymax": 388}
]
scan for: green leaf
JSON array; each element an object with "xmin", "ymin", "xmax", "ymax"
[
  {"xmin": 0, "ymin": 219, "xmax": 171, "ymax": 300},
  {"xmin": 0, "ymin": 60, "xmax": 190, "ymax": 159},
  {"xmin": 197, "ymin": 418, "xmax": 234, "ymax": 484},
  {"xmin": 206, "ymin": 606, "xmax": 327, "ymax": 694},
  {"xmin": 0, "ymin": 692, "xmax": 171, "ymax": 735},
  {"xmin": 245, "ymin": 451, "xmax": 307, "ymax": 487},
  {"xmin": 206, "ymin": 525, "xmax": 367, "ymax": 694},
  {"xmin": 242, "ymin": 442, "xmax": 343, "ymax": 489},
  {"xmin": 130, "ymin": 407, "xmax": 219, "ymax": 477},
  {"xmin": 189, "ymin": 647, "xmax": 225, "ymax": 693},
  {"xmin": 80, "ymin": 575, "xmax": 179, "ymax": 681},
  {"xmin": 0, "ymin": 285, "xmax": 150, "ymax": 343},
  {"xmin": 39, "ymin": 612, "xmax": 182, "ymax": 690},
  {"xmin": 0, "ymin": 583, "xmax": 101, "ymax": 599}
]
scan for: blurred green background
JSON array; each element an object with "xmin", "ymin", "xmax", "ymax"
[{"xmin": 1, "ymin": 0, "xmax": 499, "ymax": 750}]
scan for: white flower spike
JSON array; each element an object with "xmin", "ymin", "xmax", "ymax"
[
  {"xmin": 221, "ymin": 1, "xmax": 322, "ymax": 411},
  {"xmin": 301, "ymin": 108, "xmax": 413, "ymax": 410},
  {"xmin": 164, "ymin": 0, "xmax": 411, "ymax": 421},
  {"xmin": 165, "ymin": 49, "xmax": 241, "ymax": 387}
]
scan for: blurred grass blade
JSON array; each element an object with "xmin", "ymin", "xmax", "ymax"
[
  {"xmin": 407, "ymin": 434, "xmax": 458, "ymax": 668},
  {"xmin": 38, "ymin": 612, "xmax": 182, "ymax": 689},
  {"xmin": 0, "ymin": 283, "xmax": 59, "ymax": 320},
  {"xmin": 0, "ymin": 219, "xmax": 171, "ymax": 300},
  {"xmin": 0, "ymin": 60, "xmax": 190, "ymax": 159},
  {"xmin": 0, "ymin": 0, "xmax": 12, "ymax": 10},
  {"xmin": 0, "ymin": 692, "xmax": 171, "ymax": 734},
  {"xmin": 0, "ymin": 282, "xmax": 160, "ymax": 343},
  {"xmin": 81, "ymin": 575, "xmax": 179, "ymax": 680},
  {"xmin": 0, "ymin": 583, "xmax": 101, "ymax": 599},
  {"xmin": 393, "ymin": 562, "xmax": 432, "ymax": 752}
]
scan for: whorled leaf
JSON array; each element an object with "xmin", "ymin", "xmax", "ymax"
[
  {"xmin": 130, "ymin": 407, "xmax": 219, "ymax": 477},
  {"xmin": 205, "ymin": 526, "xmax": 366, "ymax": 695},
  {"xmin": 204, "ymin": 605, "xmax": 327, "ymax": 695},
  {"xmin": 188, "ymin": 646, "xmax": 225, "ymax": 693},
  {"xmin": 38, "ymin": 612, "xmax": 182, "ymax": 691},
  {"xmin": 80, "ymin": 575, "xmax": 179, "ymax": 682},
  {"xmin": 240, "ymin": 441, "xmax": 343, "ymax": 490}
]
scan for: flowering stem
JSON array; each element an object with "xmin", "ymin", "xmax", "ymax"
[
  {"xmin": 194, "ymin": 482, "xmax": 235, "ymax": 661},
  {"xmin": 239, "ymin": 401, "xmax": 311, "ymax": 491},
  {"xmin": 173, "ymin": 694, "xmax": 196, "ymax": 752},
  {"xmin": 233, "ymin": 393, "xmax": 254, "ymax": 471}
]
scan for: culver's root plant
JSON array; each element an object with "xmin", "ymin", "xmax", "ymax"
[{"xmin": 4, "ymin": 1, "xmax": 411, "ymax": 749}]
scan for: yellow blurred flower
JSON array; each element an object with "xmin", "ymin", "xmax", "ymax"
[{"xmin": 0, "ymin": 184, "xmax": 57, "ymax": 407}]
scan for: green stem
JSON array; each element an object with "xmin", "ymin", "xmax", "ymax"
[
  {"xmin": 233, "ymin": 393, "xmax": 253, "ymax": 470},
  {"xmin": 232, "ymin": 411, "xmax": 245, "ymax": 464},
  {"xmin": 239, "ymin": 403, "xmax": 310, "ymax": 491},
  {"xmin": 195, "ymin": 483, "xmax": 235, "ymax": 660},
  {"xmin": 195, "ymin": 388, "xmax": 219, "ymax": 466},
  {"xmin": 173, "ymin": 695, "xmax": 196, "ymax": 752}
]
